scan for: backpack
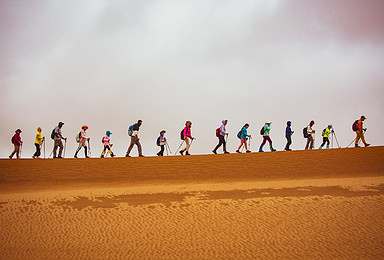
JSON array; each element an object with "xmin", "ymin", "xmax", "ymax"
[
  {"xmin": 237, "ymin": 130, "xmax": 242, "ymax": 139},
  {"xmin": 128, "ymin": 125, "xmax": 134, "ymax": 136},
  {"xmin": 322, "ymin": 128, "xmax": 326, "ymax": 136},
  {"xmin": 51, "ymin": 128, "xmax": 56, "ymax": 140},
  {"xmin": 75, "ymin": 132, "xmax": 81, "ymax": 143},
  {"xmin": 156, "ymin": 136, "xmax": 161, "ymax": 146},
  {"xmin": 216, "ymin": 128, "xmax": 220, "ymax": 137},
  {"xmin": 11, "ymin": 135, "xmax": 15, "ymax": 144},
  {"xmin": 260, "ymin": 126, "xmax": 265, "ymax": 135},
  {"xmin": 303, "ymin": 127, "xmax": 309, "ymax": 138},
  {"xmin": 101, "ymin": 137, "xmax": 105, "ymax": 143},
  {"xmin": 180, "ymin": 129, "xmax": 185, "ymax": 140},
  {"xmin": 352, "ymin": 120, "xmax": 359, "ymax": 132}
]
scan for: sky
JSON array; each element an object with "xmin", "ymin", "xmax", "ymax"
[{"xmin": 1, "ymin": 0, "xmax": 383, "ymax": 158}]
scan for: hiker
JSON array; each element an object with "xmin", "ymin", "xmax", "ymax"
[
  {"xmin": 236, "ymin": 123, "xmax": 251, "ymax": 153},
  {"xmin": 33, "ymin": 127, "xmax": 44, "ymax": 158},
  {"xmin": 259, "ymin": 121, "xmax": 277, "ymax": 152},
  {"xmin": 304, "ymin": 120, "xmax": 315, "ymax": 150},
  {"xmin": 213, "ymin": 120, "xmax": 229, "ymax": 154},
  {"xmin": 285, "ymin": 121, "xmax": 294, "ymax": 151},
  {"xmin": 52, "ymin": 122, "xmax": 67, "ymax": 158},
  {"xmin": 319, "ymin": 125, "xmax": 333, "ymax": 149},
  {"xmin": 101, "ymin": 130, "xmax": 115, "ymax": 158},
  {"xmin": 354, "ymin": 116, "xmax": 370, "ymax": 147},
  {"xmin": 157, "ymin": 130, "xmax": 167, "ymax": 156},
  {"xmin": 126, "ymin": 120, "xmax": 144, "ymax": 157},
  {"xmin": 9, "ymin": 129, "xmax": 23, "ymax": 159},
  {"xmin": 180, "ymin": 121, "xmax": 194, "ymax": 155},
  {"xmin": 74, "ymin": 125, "xmax": 90, "ymax": 158}
]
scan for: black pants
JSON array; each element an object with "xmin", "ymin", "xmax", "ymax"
[
  {"xmin": 157, "ymin": 145, "xmax": 165, "ymax": 156},
  {"xmin": 33, "ymin": 143, "xmax": 41, "ymax": 157},
  {"xmin": 213, "ymin": 135, "xmax": 227, "ymax": 152},
  {"xmin": 285, "ymin": 135, "xmax": 292, "ymax": 150},
  {"xmin": 320, "ymin": 137, "xmax": 330, "ymax": 147}
]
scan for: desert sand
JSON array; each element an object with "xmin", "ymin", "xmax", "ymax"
[{"xmin": 1, "ymin": 147, "xmax": 384, "ymax": 259}]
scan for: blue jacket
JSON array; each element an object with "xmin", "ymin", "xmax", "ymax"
[
  {"xmin": 285, "ymin": 121, "xmax": 292, "ymax": 136},
  {"xmin": 240, "ymin": 127, "xmax": 249, "ymax": 140}
]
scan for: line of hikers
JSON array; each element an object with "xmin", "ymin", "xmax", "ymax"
[{"xmin": 8, "ymin": 116, "xmax": 370, "ymax": 159}]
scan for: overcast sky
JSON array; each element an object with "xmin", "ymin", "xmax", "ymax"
[{"xmin": 1, "ymin": 0, "xmax": 383, "ymax": 158}]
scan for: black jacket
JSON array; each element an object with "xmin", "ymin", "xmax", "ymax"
[{"xmin": 132, "ymin": 123, "xmax": 141, "ymax": 131}]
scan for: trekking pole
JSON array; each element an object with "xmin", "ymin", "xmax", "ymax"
[
  {"xmin": 248, "ymin": 136, "xmax": 251, "ymax": 150},
  {"xmin": 88, "ymin": 140, "xmax": 92, "ymax": 157},
  {"xmin": 175, "ymin": 140, "xmax": 185, "ymax": 155},
  {"xmin": 165, "ymin": 143, "xmax": 169, "ymax": 156},
  {"xmin": 333, "ymin": 131, "xmax": 341, "ymax": 148},
  {"xmin": 225, "ymin": 135, "xmax": 228, "ymax": 143},
  {"xmin": 63, "ymin": 139, "xmax": 67, "ymax": 158},
  {"xmin": 20, "ymin": 143, "xmax": 23, "ymax": 158},
  {"xmin": 166, "ymin": 141, "xmax": 172, "ymax": 154},
  {"xmin": 43, "ymin": 140, "xmax": 46, "ymax": 159}
]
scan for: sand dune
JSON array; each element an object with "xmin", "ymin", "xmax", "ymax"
[{"xmin": 1, "ymin": 147, "xmax": 384, "ymax": 259}]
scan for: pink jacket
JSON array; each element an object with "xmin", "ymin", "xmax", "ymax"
[{"xmin": 183, "ymin": 126, "xmax": 192, "ymax": 139}]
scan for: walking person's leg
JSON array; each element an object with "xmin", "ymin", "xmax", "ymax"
[
  {"xmin": 310, "ymin": 136, "xmax": 314, "ymax": 149},
  {"xmin": 213, "ymin": 136, "xmax": 223, "ymax": 154},
  {"xmin": 53, "ymin": 140, "xmax": 59, "ymax": 158},
  {"xmin": 185, "ymin": 138, "xmax": 191, "ymax": 152},
  {"xmin": 58, "ymin": 140, "xmax": 64, "ymax": 157},
  {"xmin": 305, "ymin": 136, "xmax": 312, "ymax": 150},
  {"xmin": 10, "ymin": 145, "xmax": 18, "ymax": 159},
  {"xmin": 136, "ymin": 137, "xmax": 143, "ymax": 156},
  {"xmin": 320, "ymin": 137, "xmax": 327, "ymax": 149},
  {"xmin": 126, "ymin": 136, "xmax": 136, "ymax": 156},
  {"xmin": 326, "ymin": 137, "xmax": 330, "ymax": 149},
  {"xmin": 74, "ymin": 142, "xmax": 83, "ymax": 158},
  {"xmin": 222, "ymin": 136, "xmax": 228, "ymax": 153},
  {"xmin": 259, "ymin": 136, "xmax": 267, "ymax": 152},
  {"xmin": 159, "ymin": 145, "xmax": 165, "ymax": 156}
]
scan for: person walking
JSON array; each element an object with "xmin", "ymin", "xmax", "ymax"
[
  {"xmin": 53, "ymin": 122, "xmax": 67, "ymax": 158},
  {"xmin": 180, "ymin": 121, "xmax": 194, "ymax": 155},
  {"xmin": 33, "ymin": 127, "xmax": 44, "ymax": 158},
  {"xmin": 319, "ymin": 125, "xmax": 333, "ymax": 149},
  {"xmin": 101, "ymin": 130, "xmax": 115, "ymax": 158},
  {"xmin": 236, "ymin": 124, "xmax": 251, "ymax": 153},
  {"xmin": 305, "ymin": 120, "xmax": 315, "ymax": 150},
  {"xmin": 354, "ymin": 115, "xmax": 370, "ymax": 147},
  {"xmin": 213, "ymin": 120, "xmax": 229, "ymax": 154},
  {"xmin": 259, "ymin": 121, "xmax": 277, "ymax": 152},
  {"xmin": 157, "ymin": 130, "xmax": 167, "ymax": 156},
  {"xmin": 126, "ymin": 120, "xmax": 144, "ymax": 157},
  {"xmin": 9, "ymin": 129, "xmax": 23, "ymax": 159},
  {"xmin": 284, "ymin": 121, "xmax": 294, "ymax": 151},
  {"xmin": 74, "ymin": 125, "xmax": 90, "ymax": 158}
]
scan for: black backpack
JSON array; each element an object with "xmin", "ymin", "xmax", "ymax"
[
  {"xmin": 51, "ymin": 128, "xmax": 56, "ymax": 140},
  {"xmin": 156, "ymin": 137, "xmax": 161, "ymax": 146},
  {"xmin": 303, "ymin": 127, "xmax": 309, "ymax": 138},
  {"xmin": 180, "ymin": 129, "xmax": 185, "ymax": 140},
  {"xmin": 260, "ymin": 126, "xmax": 265, "ymax": 135},
  {"xmin": 11, "ymin": 135, "xmax": 15, "ymax": 144}
]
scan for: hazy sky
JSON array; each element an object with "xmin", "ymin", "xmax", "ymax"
[{"xmin": 1, "ymin": 0, "xmax": 383, "ymax": 158}]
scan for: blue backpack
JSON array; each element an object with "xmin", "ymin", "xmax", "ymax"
[
  {"xmin": 237, "ymin": 130, "xmax": 242, "ymax": 139},
  {"xmin": 128, "ymin": 125, "xmax": 134, "ymax": 136}
]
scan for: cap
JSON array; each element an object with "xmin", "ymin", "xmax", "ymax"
[
  {"xmin": 265, "ymin": 121, "xmax": 272, "ymax": 124},
  {"xmin": 361, "ymin": 115, "xmax": 366, "ymax": 119},
  {"xmin": 160, "ymin": 130, "xmax": 166, "ymax": 134},
  {"xmin": 82, "ymin": 125, "xmax": 88, "ymax": 129}
]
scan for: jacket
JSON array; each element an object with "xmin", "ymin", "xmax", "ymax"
[
  {"xmin": 240, "ymin": 127, "xmax": 249, "ymax": 140},
  {"xmin": 219, "ymin": 120, "xmax": 227, "ymax": 136},
  {"xmin": 183, "ymin": 126, "xmax": 192, "ymax": 139},
  {"xmin": 35, "ymin": 132, "xmax": 43, "ymax": 145},
  {"xmin": 285, "ymin": 122, "xmax": 292, "ymax": 136},
  {"xmin": 13, "ymin": 133, "xmax": 21, "ymax": 146},
  {"xmin": 263, "ymin": 124, "xmax": 271, "ymax": 136}
]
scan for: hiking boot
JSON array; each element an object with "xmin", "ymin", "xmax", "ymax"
[
  {"xmin": 212, "ymin": 150, "xmax": 217, "ymax": 154},
  {"xmin": 139, "ymin": 155, "xmax": 145, "ymax": 157},
  {"xmin": 355, "ymin": 144, "xmax": 360, "ymax": 148},
  {"xmin": 236, "ymin": 150, "xmax": 241, "ymax": 153},
  {"xmin": 57, "ymin": 156, "xmax": 63, "ymax": 159},
  {"xmin": 318, "ymin": 146, "xmax": 322, "ymax": 149},
  {"xmin": 74, "ymin": 155, "xmax": 78, "ymax": 158},
  {"xmin": 246, "ymin": 150, "xmax": 251, "ymax": 153},
  {"xmin": 365, "ymin": 143, "xmax": 371, "ymax": 147},
  {"xmin": 180, "ymin": 151, "xmax": 184, "ymax": 156},
  {"xmin": 9, "ymin": 156, "xmax": 12, "ymax": 159},
  {"xmin": 224, "ymin": 151, "xmax": 230, "ymax": 154},
  {"xmin": 186, "ymin": 152, "xmax": 191, "ymax": 155},
  {"xmin": 86, "ymin": 156, "xmax": 89, "ymax": 158},
  {"xmin": 101, "ymin": 155, "xmax": 104, "ymax": 158},
  {"xmin": 125, "ymin": 154, "xmax": 131, "ymax": 157}
]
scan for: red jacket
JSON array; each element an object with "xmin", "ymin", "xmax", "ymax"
[{"xmin": 12, "ymin": 133, "xmax": 21, "ymax": 146}]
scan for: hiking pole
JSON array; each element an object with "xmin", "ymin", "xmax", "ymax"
[
  {"xmin": 248, "ymin": 136, "xmax": 251, "ymax": 150},
  {"xmin": 43, "ymin": 140, "xmax": 46, "ymax": 159},
  {"xmin": 20, "ymin": 143, "xmax": 23, "ymax": 158},
  {"xmin": 63, "ymin": 139, "xmax": 67, "ymax": 158},
  {"xmin": 165, "ymin": 143, "xmax": 169, "ymax": 156},
  {"xmin": 333, "ymin": 131, "xmax": 341, "ymax": 148},
  {"xmin": 175, "ymin": 140, "xmax": 185, "ymax": 155},
  {"xmin": 88, "ymin": 140, "xmax": 92, "ymax": 157},
  {"xmin": 166, "ymin": 141, "xmax": 172, "ymax": 154}
]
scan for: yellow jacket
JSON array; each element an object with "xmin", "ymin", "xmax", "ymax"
[{"xmin": 35, "ymin": 132, "xmax": 44, "ymax": 145}]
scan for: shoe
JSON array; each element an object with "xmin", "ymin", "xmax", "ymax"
[
  {"xmin": 224, "ymin": 151, "xmax": 230, "ymax": 154},
  {"xmin": 246, "ymin": 150, "xmax": 251, "ymax": 153},
  {"xmin": 236, "ymin": 150, "xmax": 241, "ymax": 153},
  {"xmin": 86, "ymin": 156, "xmax": 89, "ymax": 158},
  {"xmin": 318, "ymin": 146, "xmax": 322, "ymax": 150},
  {"xmin": 32, "ymin": 156, "xmax": 35, "ymax": 159},
  {"xmin": 157, "ymin": 153, "xmax": 161, "ymax": 156},
  {"xmin": 186, "ymin": 152, "xmax": 191, "ymax": 155},
  {"xmin": 365, "ymin": 143, "xmax": 370, "ymax": 147},
  {"xmin": 270, "ymin": 147, "xmax": 276, "ymax": 152},
  {"xmin": 180, "ymin": 151, "xmax": 184, "ymax": 156},
  {"xmin": 355, "ymin": 144, "xmax": 360, "ymax": 148},
  {"xmin": 125, "ymin": 154, "xmax": 131, "ymax": 157},
  {"xmin": 58, "ymin": 156, "xmax": 63, "ymax": 159},
  {"xmin": 74, "ymin": 155, "xmax": 78, "ymax": 158},
  {"xmin": 326, "ymin": 145, "xmax": 330, "ymax": 149},
  {"xmin": 101, "ymin": 155, "xmax": 104, "ymax": 158},
  {"xmin": 139, "ymin": 155, "xmax": 145, "ymax": 157},
  {"xmin": 111, "ymin": 154, "xmax": 115, "ymax": 157},
  {"xmin": 212, "ymin": 150, "xmax": 217, "ymax": 154},
  {"xmin": 258, "ymin": 149, "xmax": 264, "ymax": 152},
  {"xmin": 9, "ymin": 156, "xmax": 12, "ymax": 159}
]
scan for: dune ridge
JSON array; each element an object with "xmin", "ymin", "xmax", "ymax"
[{"xmin": 1, "ymin": 147, "xmax": 383, "ymax": 259}]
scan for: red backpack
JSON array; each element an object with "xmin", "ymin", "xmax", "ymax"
[
  {"xmin": 216, "ymin": 128, "xmax": 220, "ymax": 137},
  {"xmin": 352, "ymin": 120, "xmax": 359, "ymax": 132}
]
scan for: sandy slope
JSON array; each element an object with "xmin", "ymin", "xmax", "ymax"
[{"xmin": 0, "ymin": 147, "xmax": 384, "ymax": 259}]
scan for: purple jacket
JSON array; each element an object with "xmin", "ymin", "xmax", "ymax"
[{"xmin": 219, "ymin": 120, "xmax": 227, "ymax": 136}]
